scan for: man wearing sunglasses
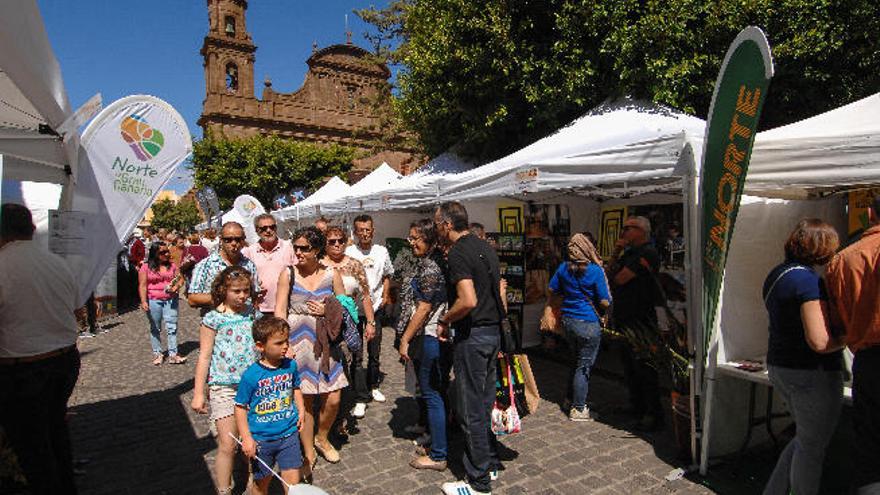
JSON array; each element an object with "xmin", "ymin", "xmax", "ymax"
[
  {"xmin": 607, "ymin": 215, "xmax": 665, "ymax": 432},
  {"xmin": 242, "ymin": 214, "xmax": 295, "ymax": 317},
  {"xmin": 188, "ymin": 222, "xmax": 260, "ymax": 313}
]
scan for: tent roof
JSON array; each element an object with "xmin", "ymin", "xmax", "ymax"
[
  {"xmin": 437, "ymin": 99, "xmax": 705, "ymax": 203},
  {"xmin": 274, "ymin": 175, "xmax": 350, "ymax": 220},
  {"xmin": 299, "ymin": 176, "xmax": 350, "ymax": 207},
  {"xmin": 0, "ymin": 0, "xmax": 75, "ymax": 183},
  {"xmin": 337, "ymin": 152, "xmax": 476, "ymax": 211},
  {"xmin": 347, "ymin": 163, "xmax": 402, "ymax": 196},
  {"xmin": 746, "ymin": 92, "xmax": 880, "ymax": 197},
  {"xmin": 410, "ymin": 152, "xmax": 475, "ymax": 177}
]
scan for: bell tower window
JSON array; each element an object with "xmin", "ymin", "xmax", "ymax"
[
  {"xmin": 225, "ymin": 16, "xmax": 236, "ymax": 37},
  {"xmin": 225, "ymin": 63, "xmax": 239, "ymax": 92}
]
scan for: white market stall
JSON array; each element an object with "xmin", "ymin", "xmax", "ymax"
[
  {"xmin": 279, "ymin": 94, "xmax": 880, "ymax": 469},
  {"xmin": 1, "ymin": 1, "xmax": 193, "ymax": 309},
  {"xmin": 700, "ymin": 91, "xmax": 880, "ymax": 470},
  {"xmin": 0, "ymin": 0, "xmax": 79, "ymax": 217}
]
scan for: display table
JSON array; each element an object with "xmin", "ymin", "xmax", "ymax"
[{"xmin": 716, "ymin": 361, "xmax": 853, "ymax": 466}]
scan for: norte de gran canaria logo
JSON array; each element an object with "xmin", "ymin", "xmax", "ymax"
[
  {"xmin": 120, "ymin": 114, "xmax": 164, "ymax": 161},
  {"xmin": 111, "ymin": 113, "xmax": 164, "ymax": 197}
]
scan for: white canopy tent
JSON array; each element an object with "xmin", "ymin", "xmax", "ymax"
[
  {"xmin": 291, "ymin": 100, "xmax": 707, "ymax": 217},
  {"xmin": 745, "ymin": 92, "xmax": 880, "ymax": 198},
  {"xmin": 273, "ymin": 95, "xmax": 880, "ymax": 470},
  {"xmin": 699, "ymin": 91, "xmax": 880, "ymax": 470},
  {"xmin": 322, "ymin": 152, "xmax": 476, "ymax": 214},
  {"xmin": 347, "ymin": 162, "xmax": 402, "ymax": 196},
  {"xmin": 0, "ymin": 0, "xmax": 79, "ymax": 185},
  {"xmin": 276, "ymin": 175, "xmax": 351, "ymax": 221}
]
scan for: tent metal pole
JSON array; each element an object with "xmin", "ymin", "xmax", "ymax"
[{"xmin": 681, "ymin": 149, "xmax": 703, "ymax": 470}]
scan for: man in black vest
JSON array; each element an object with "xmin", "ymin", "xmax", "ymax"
[{"xmin": 435, "ymin": 201, "xmax": 502, "ymax": 495}]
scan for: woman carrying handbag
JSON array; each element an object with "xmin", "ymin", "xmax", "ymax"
[{"xmin": 541, "ymin": 233, "xmax": 611, "ymax": 421}]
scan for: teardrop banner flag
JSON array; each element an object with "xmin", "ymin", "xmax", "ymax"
[
  {"xmin": 700, "ymin": 27, "xmax": 773, "ymax": 358},
  {"xmin": 68, "ymin": 95, "xmax": 192, "ymax": 304}
]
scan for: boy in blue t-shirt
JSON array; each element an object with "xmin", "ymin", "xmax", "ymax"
[{"xmin": 234, "ymin": 317, "xmax": 305, "ymax": 493}]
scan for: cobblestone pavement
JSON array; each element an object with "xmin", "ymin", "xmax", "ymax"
[{"xmin": 69, "ymin": 304, "xmax": 727, "ymax": 495}]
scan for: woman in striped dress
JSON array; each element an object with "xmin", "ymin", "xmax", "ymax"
[{"xmin": 275, "ymin": 226, "xmax": 346, "ymax": 478}]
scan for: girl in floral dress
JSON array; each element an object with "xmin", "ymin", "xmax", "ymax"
[{"xmin": 191, "ymin": 266, "xmax": 260, "ymax": 495}]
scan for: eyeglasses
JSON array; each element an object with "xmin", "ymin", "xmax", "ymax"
[
  {"xmin": 327, "ymin": 238, "xmax": 345, "ymax": 245},
  {"xmin": 407, "ymin": 235, "xmax": 423, "ymax": 243},
  {"xmin": 222, "ymin": 236, "xmax": 245, "ymax": 243},
  {"xmin": 257, "ymin": 225, "xmax": 277, "ymax": 232},
  {"xmin": 292, "ymin": 244, "xmax": 313, "ymax": 252}
]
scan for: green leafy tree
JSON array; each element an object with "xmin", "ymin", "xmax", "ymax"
[
  {"xmin": 190, "ymin": 134, "xmax": 355, "ymax": 209},
  {"xmin": 359, "ymin": 0, "xmax": 880, "ymax": 162},
  {"xmin": 150, "ymin": 198, "xmax": 202, "ymax": 232}
]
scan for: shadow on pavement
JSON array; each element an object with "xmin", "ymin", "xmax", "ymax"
[{"xmin": 70, "ymin": 379, "xmax": 235, "ymax": 494}]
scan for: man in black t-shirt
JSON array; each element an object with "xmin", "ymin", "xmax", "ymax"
[
  {"xmin": 608, "ymin": 215, "xmax": 665, "ymax": 431},
  {"xmin": 435, "ymin": 201, "xmax": 501, "ymax": 495}
]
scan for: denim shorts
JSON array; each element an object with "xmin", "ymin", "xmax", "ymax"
[{"xmin": 253, "ymin": 433, "xmax": 302, "ymax": 480}]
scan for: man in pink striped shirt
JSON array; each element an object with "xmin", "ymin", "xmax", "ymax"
[{"xmin": 243, "ymin": 213, "xmax": 296, "ymax": 317}]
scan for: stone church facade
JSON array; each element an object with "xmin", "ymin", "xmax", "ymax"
[{"xmin": 198, "ymin": 0, "xmax": 421, "ymax": 176}]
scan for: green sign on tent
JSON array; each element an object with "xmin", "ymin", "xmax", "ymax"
[{"xmin": 700, "ymin": 27, "xmax": 774, "ymax": 359}]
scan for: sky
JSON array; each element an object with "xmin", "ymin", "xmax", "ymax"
[{"xmin": 37, "ymin": 0, "xmax": 388, "ymax": 194}]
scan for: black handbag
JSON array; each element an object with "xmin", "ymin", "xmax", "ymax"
[{"xmin": 480, "ymin": 253, "xmax": 519, "ymax": 355}]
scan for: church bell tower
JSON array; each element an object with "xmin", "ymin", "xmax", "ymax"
[{"xmin": 201, "ymin": 0, "xmax": 256, "ymax": 98}]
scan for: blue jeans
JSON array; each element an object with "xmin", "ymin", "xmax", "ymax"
[
  {"xmin": 453, "ymin": 325, "xmax": 500, "ymax": 493},
  {"xmin": 764, "ymin": 365, "xmax": 843, "ymax": 495},
  {"xmin": 418, "ymin": 335, "xmax": 448, "ymax": 461},
  {"xmin": 562, "ymin": 317, "xmax": 602, "ymax": 411},
  {"xmin": 147, "ymin": 298, "xmax": 179, "ymax": 355}
]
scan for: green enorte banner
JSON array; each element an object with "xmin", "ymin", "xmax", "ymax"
[{"xmin": 701, "ymin": 27, "xmax": 773, "ymax": 357}]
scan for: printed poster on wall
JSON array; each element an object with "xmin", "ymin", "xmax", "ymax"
[
  {"xmin": 69, "ymin": 95, "xmax": 192, "ymax": 305},
  {"xmin": 599, "ymin": 206, "xmax": 627, "ymax": 259},
  {"xmin": 848, "ymin": 189, "xmax": 880, "ymax": 238}
]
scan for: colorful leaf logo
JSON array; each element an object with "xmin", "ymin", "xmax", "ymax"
[{"xmin": 120, "ymin": 114, "xmax": 164, "ymax": 161}]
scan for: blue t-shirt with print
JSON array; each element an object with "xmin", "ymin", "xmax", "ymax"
[
  {"xmin": 548, "ymin": 262, "xmax": 611, "ymax": 322},
  {"xmin": 234, "ymin": 358, "xmax": 301, "ymax": 441},
  {"xmin": 202, "ymin": 306, "xmax": 261, "ymax": 385}
]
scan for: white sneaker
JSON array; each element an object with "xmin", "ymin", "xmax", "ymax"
[
  {"xmin": 371, "ymin": 388, "xmax": 386, "ymax": 403},
  {"xmin": 489, "ymin": 470, "xmax": 499, "ymax": 481},
  {"xmin": 352, "ymin": 402, "xmax": 367, "ymax": 418},
  {"xmin": 441, "ymin": 480, "xmax": 491, "ymax": 495}
]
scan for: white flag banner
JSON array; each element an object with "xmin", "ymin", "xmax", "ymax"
[
  {"xmin": 68, "ymin": 95, "xmax": 192, "ymax": 305},
  {"xmin": 221, "ymin": 194, "xmax": 266, "ymax": 244}
]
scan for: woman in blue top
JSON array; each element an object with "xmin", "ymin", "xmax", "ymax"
[
  {"xmin": 543, "ymin": 233, "xmax": 611, "ymax": 421},
  {"xmin": 763, "ymin": 219, "xmax": 844, "ymax": 495}
]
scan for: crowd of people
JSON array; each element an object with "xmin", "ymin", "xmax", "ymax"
[
  {"xmin": 170, "ymin": 204, "xmax": 511, "ymax": 495},
  {"xmin": 4, "ymin": 193, "xmax": 880, "ymax": 495}
]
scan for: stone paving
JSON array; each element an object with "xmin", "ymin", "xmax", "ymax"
[{"xmin": 68, "ymin": 304, "xmax": 732, "ymax": 494}]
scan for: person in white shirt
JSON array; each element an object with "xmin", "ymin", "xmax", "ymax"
[
  {"xmin": 201, "ymin": 227, "xmax": 220, "ymax": 252},
  {"xmin": 345, "ymin": 214, "xmax": 394, "ymax": 413},
  {"xmin": 0, "ymin": 204, "xmax": 81, "ymax": 494}
]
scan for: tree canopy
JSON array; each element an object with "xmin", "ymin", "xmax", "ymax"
[
  {"xmin": 149, "ymin": 198, "xmax": 202, "ymax": 233},
  {"xmin": 191, "ymin": 134, "xmax": 355, "ymax": 209},
  {"xmin": 358, "ymin": 0, "xmax": 880, "ymax": 162}
]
